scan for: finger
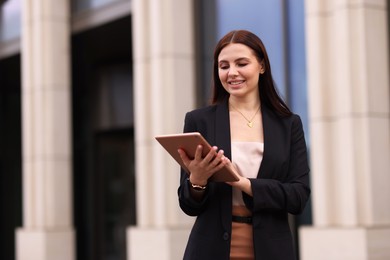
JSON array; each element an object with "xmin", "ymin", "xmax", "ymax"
[
  {"xmin": 193, "ymin": 145, "xmax": 204, "ymax": 161},
  {"xmin": 177, "ymin": 149, "xmax": 191, "ymax": 166},
  {"xmin": 217, "ymin": 153, "xmax": 227, "ymax": 167},
  {"xmin": 209, "ymin": 149, "xmax": 224, "ymax": 167},
  {"xmin": 203, "ymin": 146, "xmax": 218, "ymax": 163}
]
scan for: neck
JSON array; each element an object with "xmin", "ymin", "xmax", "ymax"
[{"xmin": 228, "ymin": 96, "xmax": 261, "ymax": 111}]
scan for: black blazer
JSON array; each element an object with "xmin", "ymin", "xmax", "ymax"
[{"xmin": 178, "ymin": 98, "xmax": 311, "ymax": 260}]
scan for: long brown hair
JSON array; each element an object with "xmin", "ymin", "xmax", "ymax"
[{"xmin": 211, "ymin": 30, "xmax": 292, "ymax": 117}]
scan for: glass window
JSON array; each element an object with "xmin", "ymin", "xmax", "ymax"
[
  {"xmin": 0, "ymin": 0, "xmax": 21, "ymax": 42},
  {"xmin": 286, "ymin": 0, "xmax": 308, "ymax": 136},
  {"xmin": 286, "ymin": 0, "xmax": 311, "ymax": 227}
]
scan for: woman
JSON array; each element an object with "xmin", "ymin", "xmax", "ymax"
[{"xmin": 177, "ymin": 30, "xmax": 310, "ymax": 260}]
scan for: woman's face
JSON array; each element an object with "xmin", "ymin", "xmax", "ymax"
[{"xmin": 218, "ymin": 43, "xmax": 264, "ymax": 99}]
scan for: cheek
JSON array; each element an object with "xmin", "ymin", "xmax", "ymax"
[
  {"xmin": 248, "ymin": 70, "xmax": 260, "ymax": 82},
  {"xmin": 218, "ymin": 70, "xmax": 227, "ymax": 82}
]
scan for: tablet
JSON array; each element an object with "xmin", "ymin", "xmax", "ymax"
[{"xmin": 155, "ymin": 132, "xmax": 239, "ymax": 182}]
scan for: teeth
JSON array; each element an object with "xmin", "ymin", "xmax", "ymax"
[{"xmin": 230, "ymin": 81, "xmax": 244, "ymax": 85}]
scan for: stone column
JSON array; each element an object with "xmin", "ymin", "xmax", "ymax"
[
  {"xmin": 300, "ymin": 1, "xmax": 390, "ymax": 259},
  {"xmin": 16, "ymin": 0, "xmax": 75, "ymax": 260},
  {"xmin": 127, "ymin": 0, "xmax": 196, "ymax": 259}
]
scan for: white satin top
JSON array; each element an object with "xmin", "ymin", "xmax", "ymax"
[{"xmin": 231, "ymin": 141, "xmax": 264, "ymax": 205}]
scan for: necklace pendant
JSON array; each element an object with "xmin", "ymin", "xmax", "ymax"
[{"xmin": 247, "ymin": 122, "xmax": 254, "ymax": 128}]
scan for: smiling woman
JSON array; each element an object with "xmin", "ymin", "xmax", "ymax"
[
  {"xmin": 177, "ymin": 30, "xmax": 310, "ymax": 260},
  {"xmin": 212, "ymin": 30, "xmax": 291, "ymax": 118},
  {"xmin": 218, "ymin": 43, "xmax": 264, "ymax": 103}
]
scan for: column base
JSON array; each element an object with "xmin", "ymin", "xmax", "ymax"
[
  {"xmin": 16, "ymin": 228, "xmax": 75, "ymax": 260},
  {"xmin": 299, "ymin": 226, "xmax": 390, "ymax": 260},
  {"xmin": 127, "ymin": 226, "xmax": 191, "ymax": 260}
]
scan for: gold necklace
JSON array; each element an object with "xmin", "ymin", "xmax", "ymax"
[{"xmin": 230, "ymin": 103, "xmax": 260, "ymax": 128}]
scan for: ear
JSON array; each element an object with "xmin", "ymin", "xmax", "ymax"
[{"xmin": 259, "ymin": 60, "xmax": 265, "ymax": 74}]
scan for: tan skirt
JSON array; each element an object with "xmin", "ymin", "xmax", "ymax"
[{"xmin": 230, "ymin": 205, "xmax": 254, "ymax": 259}]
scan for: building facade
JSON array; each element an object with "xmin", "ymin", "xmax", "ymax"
[{"xmin": 0, "ymin": 0, "xmax": 389, "ymax": 259}]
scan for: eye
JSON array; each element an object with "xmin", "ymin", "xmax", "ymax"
[
  {"xmin": 237, "ymin": 63, "xmax": 248, "ymax": 67},
  {"xmin": 219, "ymin": 64, "xmax": 229, "ymax": 70}
]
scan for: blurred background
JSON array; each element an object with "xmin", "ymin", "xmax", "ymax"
[{"xmin": 0, "ymin": 0, "xmax": 389, "ymax": 260}]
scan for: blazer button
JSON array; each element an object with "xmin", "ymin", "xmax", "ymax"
[{"xmin": 222, "ymin": 232, "xmax": 230, "ymax": 241}]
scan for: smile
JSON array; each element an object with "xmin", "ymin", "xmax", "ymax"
[{"xmin": 228, "ymin": 80, "xmax": 245, "ymax": 85}]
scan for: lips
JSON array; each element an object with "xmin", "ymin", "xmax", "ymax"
[{"xmin": 228, "ymin": 80, "xmax": 245, "ymax": 85}]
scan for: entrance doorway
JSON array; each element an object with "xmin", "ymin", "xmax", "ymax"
[
  {"xmin": 0, "ymin": 55, "xmax": 22, "ymax": 260},
  {"xmin": 72, "ymin": 15, "xmax": 135, "ymax": 260}
]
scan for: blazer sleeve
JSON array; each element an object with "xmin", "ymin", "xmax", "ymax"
[
  {"xmin": 177, "ymin": 112, "xmax": 211, "ymax": 216},
  {"xmin": 243, "ymin": 115, "xmax": 311, "ymax": 215}
]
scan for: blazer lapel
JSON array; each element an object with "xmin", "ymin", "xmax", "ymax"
[
  {"xmin": 259, "ymin": 105, "xmax": 278, "ymax": 179},
  {"xmin": 214, "ymin": 99, "xmax": 232, "ymax": 159},
  {"xmin": 214, "ymin": 99, "xmax": 233, "ymax": 232}
]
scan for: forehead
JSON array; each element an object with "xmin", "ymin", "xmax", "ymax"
[{"xmin": 218, "ymin": 43, "xmax": 256, "ymax": 62}]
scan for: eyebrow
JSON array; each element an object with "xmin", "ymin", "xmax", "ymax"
[{"xmin": 218, "ymin": 57, "xmax": 251, "ymax": 64}]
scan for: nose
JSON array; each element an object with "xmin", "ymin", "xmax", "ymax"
[{"xmin": 228, "ymin": 66, "xmax": 238, "ymax": 77}]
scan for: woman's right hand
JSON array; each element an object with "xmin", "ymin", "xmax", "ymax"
[{"xmin": 178, "ymin": 145, "xmax": 227, "ymax": 186}]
